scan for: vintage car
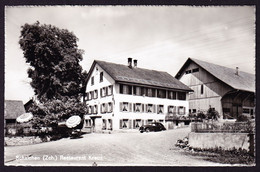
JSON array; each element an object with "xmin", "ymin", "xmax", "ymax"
[{"xmin": 139, "ymin": 122, "xmax": 166, "ymax": 133}]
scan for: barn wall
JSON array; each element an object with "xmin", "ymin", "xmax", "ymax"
[{"xmin": 179, "ymin": 62, "xmax": 232, "ymax": 117}]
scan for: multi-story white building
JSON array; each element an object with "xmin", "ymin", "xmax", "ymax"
[{"xmin": 84, "ymin": 58, "xmax": 192, "ymax": 132}]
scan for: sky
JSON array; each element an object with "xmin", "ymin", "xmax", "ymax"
[{"xmin": 5, "ymin": 6, "xmax": 255, "ymax": 103}]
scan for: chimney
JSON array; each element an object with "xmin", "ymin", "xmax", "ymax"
[
  {"xmin": 133, "ymin": 59, "xmax": 137, "ymax": 68},
  {"xmin": 235, "ymin": 67, "xmax": 239, "ymax": 75},
  {"xmin": 128, "ymin": 57, "xmax": 132, "ymax": 68}
]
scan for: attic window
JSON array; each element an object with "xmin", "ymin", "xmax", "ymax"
[
  {"xmin": 100, "ymin": 72, "xmax": 103, "ymax": 82},
  {"xmin": 192, "ymin": 68, "xmax": 199, "ymax": 73},
  {"xmin": 185, "ymin": 70, "xmax": 192, "ymax": 74}
]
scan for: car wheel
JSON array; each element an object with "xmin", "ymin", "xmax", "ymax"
[
  {"xmin": 140, "ymin": 131, "xmax": 143, "ymax": 133},
  {"xmin": 145, "ymin": 128, "xmax": 150, "ymax": 132}
]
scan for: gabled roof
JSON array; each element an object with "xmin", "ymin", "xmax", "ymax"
[
  {"xmin": 87, "ymin": 60, "xmax": 192, "ymax": 92},
  {"xmin": 175, "ymin": 58, "xmax": 255, "ymax": 93},
  {"xmin": 5, "ymin": 100, "xmax": 26, "ymax": 119}
]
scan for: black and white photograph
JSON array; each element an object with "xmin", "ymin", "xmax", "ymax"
[{"xmin": 4, "ymin": 5, "xmax": 256, "ymax": 166}]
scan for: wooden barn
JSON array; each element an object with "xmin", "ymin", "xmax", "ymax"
[
  {"xmin": 4, "ymin": 100, "xmax": 26, "ymax": 135},
  {"xmin": 175, "ymin": 58, "xmax": 255, "ymax": 120}
]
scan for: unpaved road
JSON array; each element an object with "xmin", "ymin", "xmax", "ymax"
[{"xmin": 5, "ymin": 127, "xmax": 227, "ymax": 166}]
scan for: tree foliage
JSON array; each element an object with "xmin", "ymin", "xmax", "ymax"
[
  {"xmin": 19, "ymin": 22, "xmax": 88, "ymax": 134},
  {"xmin": 19, "ymin": 21, "xmax": 86, "ymax": 102}
]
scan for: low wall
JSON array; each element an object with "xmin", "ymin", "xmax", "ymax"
[
  {"xmin": 188, "ymin": 132, "xmax": 250, "ymax": 151},
  {"xmin": 5, "ymin": 136, "xmax": 43, "ymax": 146}
]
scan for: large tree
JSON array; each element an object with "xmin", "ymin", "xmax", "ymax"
[
  {"xmin": 19, "ymin": 22, "xmax": 88, "ymax": 131},
  {"xmin": 19, "ymin": 21, "xmax": 86, "ymax": 102}
]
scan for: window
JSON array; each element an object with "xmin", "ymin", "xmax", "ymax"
[
  {"xmin": 134, "ymin": 103, "xmax": 144, "ymax": 113},
  {"xmin": 178, "ymin": 92, "xmax": 186, "ymax": 100},
  {"xmin": 107, "ymin": 102, "xmax": 113, "ymax": 113},
  {"xmin": 88, "ymin": 106, "xmax": 92, "ymax": 114},
  {"xmin": 141, "ymin": 87, "xmax": 147, "ymax": 96},
  {"xmin": 100, "ymin": 87, "xmax": 106, "ymax": 97},
  {"xmin": 107, "ymin": 85, "xmax": 113, "ymax": 96},
  {"xmin": 102, "ymin": 119, "xmax": 107, "ymax": 130},
  {"xmin": 133, "ymin": 119, "xmax": 142, "ymax": 129},
  {"xmin": 101, "ymin": 103, "xmax": 107, "ymax": 113},
  {"xmin": 192, "ymin": 68, "xmax": 199, "ymax": 73},
  {"xmin": 146, "ymin": 104, "xmax": 155, "ymax": 113},
  {"xmin": 201, "ymin": 85, "xmax": 204, "ymax": 94},
  {"xmin": 168, "ymin": 106, "xmax": 176, "ymax": 114},
  {"xmin": 108, "ymin": 119, "xmax": 113, "ymax": 130},
  {"xmin": 94, "ymin": 90, "xmax": 98, "ymax": 99},
  {"xmin": 91, "ymin": 91, "xmax": 94, "ymax": 100},
  {"xmin": 147, "ymin": 88, "xmax": 156, "ymax": 97},
  {"xmin": 178, "ymin": 106, "xmax": 186, "ymax": 115},
  {"xmin": 120, "ymin": 84, "xmax": 132, "ymax": 95},
  {"xmin": 120, "ymin": 119, "xmax": 129, "ymax": 129},
  {"xmin": 168, "ymin": 91, "xmax": 176, "ymax": 99},
  {"xmin": 120, "ymin": 102, "xmax": 132, "ymax": 112},
  {"xmin": 93, "ymin": 105, "xmax": 98, "ymax": 114},
  {"xmin": 185, "ymin": 70, "xmax": 192, "ymax": 74},
  {"xmin": 243, "ymin": 108, "xmax": 250, "ymax": 114},
  {"xmin": 91, "ymin": 76, "xmax": 94, "ymax": 85},
  {"xmin": 133, "ymin": 86, "xmax": 141, "ymax": 96},
  {"xmin": 100, "ymin": 72, "xmax": 103, "ymax": 82},
  {"xmin": 157, "ymin": 89, "xmax": 166, "ymax": 98},
  {"xmin": 192, "ymin": 109, "xmax": 197, "ymax": 113},
  {"xmin": 157, "ymin": 105, "xmax": 164, "ymax": 114}
]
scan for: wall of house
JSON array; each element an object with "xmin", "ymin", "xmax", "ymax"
[
  {"xmin": 179, "ymin": 62, "xmax": 233, "ymax": 118},
  {"xmin": 85, "ymin": 63, "xmax": 115, "ymax": 131},
  {"xmin": 113, "ymin": 83, "xmax": 189, "ymax": 130}
]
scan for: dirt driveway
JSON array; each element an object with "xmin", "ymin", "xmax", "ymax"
[{"xmin": 5, "ymin": 127, "xmax": 225, "ymax": 166}]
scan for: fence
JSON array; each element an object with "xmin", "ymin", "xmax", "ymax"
[{"xmin": 191, "ymin": 121, "xmax": 255, "ymax": 133}]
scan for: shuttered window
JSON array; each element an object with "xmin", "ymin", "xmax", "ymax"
[
  {"xmin": 120, "ymin": 102, "xmax": 131, "ymax": 112},
  {"xmin": 157, "ymin": 105, "xmax": 164, "ymax": 114},
  {"xmin": 178, "ymin": 106, "xmax": 185, "ymax": 115},
  {"xmin": 107, "ymin": 85, "xmax": 113, "ymax": 96},
  {"xmin": 168, "ymin": 106, "xmax": 176, "ymax": 114}
]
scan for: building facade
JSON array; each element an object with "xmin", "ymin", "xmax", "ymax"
[
  {"xmin": 175, "ymin": 58, "xmax": 255, "ymax": 120},
  {"xmin": 84, "ymin": 58, "xmax": 192, "ymax": 131}
]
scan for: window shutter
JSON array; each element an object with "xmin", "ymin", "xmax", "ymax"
[
  {"xmin": 142, "ymin": 120, "xmax": 144, "ymax": 126},
  {"xmin": 142, "ymin": 104, "xmax": 144, "ymax": 112},
  {"xmin": 129, "ymin": 120, "xmax": 132, "ymax": 129},
  {"xmin": 105, "ymin": 103, "xmax": 108, "ymax": 113},
  {"xmin": 184, "ymin": 107, "xmax": 186, "ymax": 114},
  {"xmin": 120, "ymin": 102, "xmax": 123, "ymax": 112},
  {"xmin": 105, "ymin": 87, "xmax": 108, "ymax": 96},
  {"xmin": 145, "ymin": 120, "xmax": 148, "ymax": 125},
  {"xmin": 100, "ymin": 88, "xmax": 102, "ymax": 97},
  {"xmin": 133, "ymin": 120, "xmax": 136, "ymax": 129},
  {"xmin": 119, "ymin": 119, "xmax": 123, "ymax": 129},
  {"xmin": 129, "ymin": 103, "xmax": 132, "ymax": 112},
  {"xmin": 100, "ymin": 104, "xmax": 103, "ymax": 113},
  {"xmin": 110, "ymin": 103, "xmax": 113, "ymax": 112},
  {"xmin": 133, "ymin": 104, "xmax": 136, "ymax": 112},
  {"xmin": 157, "ymin": 105, "xmax": 160, "ymax": 114},
  {"xmin": 110, "ymin": 85, "xmax": 113, "ymax": 95},
  {"xmin": 178, "ymin": 106, "xmax": 180, "ymax": 114}
]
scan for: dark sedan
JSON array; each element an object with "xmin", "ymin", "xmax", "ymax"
[{"xmin": 139, "ymin": 122, "xmax": 166, "ymax": 133}]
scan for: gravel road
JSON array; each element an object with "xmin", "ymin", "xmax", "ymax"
[{"xmin": 5, "ymin": 127, "xmax": 226, "ymax": 166}]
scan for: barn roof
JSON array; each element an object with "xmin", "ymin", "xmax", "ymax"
[
  {"xmin": 175, "ymin": 58, "xmax": 255, "ymax": 93},
  {"xmin": 87, "ymin": 60, "xmax": 192, "ymax": 92},
  {"xmin": 4, "ymin": 100, "xmax": 26, "ymax": 119}
]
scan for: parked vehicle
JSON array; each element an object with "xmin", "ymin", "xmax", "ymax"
[{"xmin": 139, "ymin": 122, "xmax": 166, "ymax": 133}]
